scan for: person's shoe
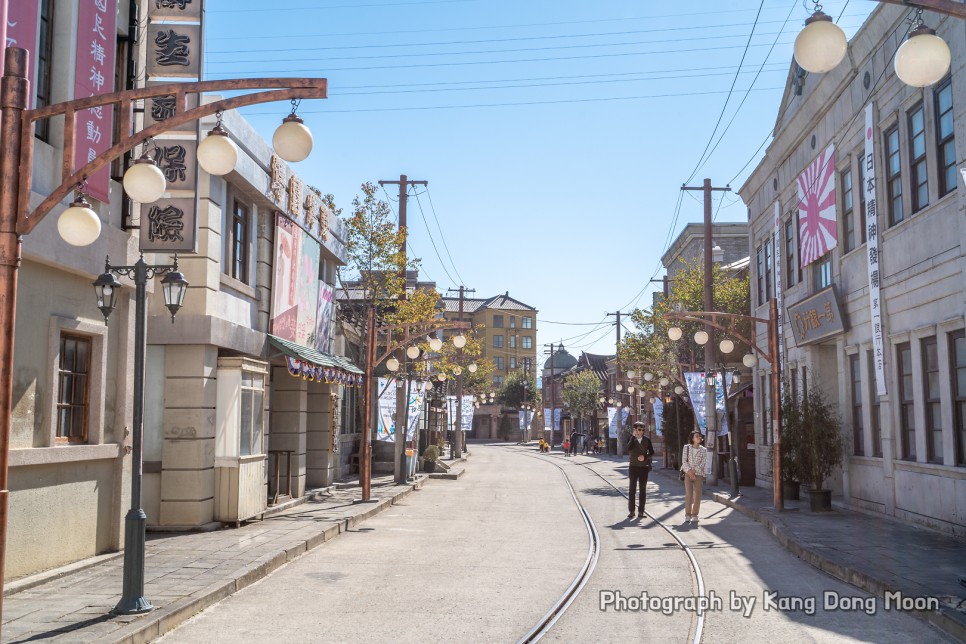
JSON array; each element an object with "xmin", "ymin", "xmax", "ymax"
[
  {"xmin": 637, "ymin": 513, "xmax": 644, "ymax": 520},
  {"xmin": 627, "ymin": 512, "xmax": 635, "ymax": 520}
]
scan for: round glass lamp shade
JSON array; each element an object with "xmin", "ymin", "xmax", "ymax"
[
  {"xmin": 793, "ymin": 11, "xmax": 847, "ymax": 74},
  {"xmin": 608, "ymin": 398, "xmax": 614, "ymax": 404},
  {"xmin": 742, "ymin": 353, "xmax": 758, "ymax": 368},
  {"xmin": 719, "ymin": 339, "xmax": 735, "ymax": 354},
  {"xmin": 616, "ymin": 401, "xmax": 622, "ymax": 408},
  {"xmin": 660, "ymin": 377, "xmax": 669, "ymax": 387},
  {"xmin": 644, "ymin": 372, "xmax": 653, "ymax": 381},
  {"xmin": 58, "ymin": 196, "xmax": 101, "ymax": 246},
  {"xmin": 674, "ymin": 385, "xmax": 685, "ymax": 395},
  {"xmin": 453, "ymin": 366, "xmax": 463, "ymax": 376},
  {"xmin": 197, "ymin": 125, "xmax": 239, "ymax": 176},
  {"xmin": 123, "ymin": 156, "xmax": 166, "ymax": 203},
  {"xmin": 438, "ymin": 373, "xmax": 447, "ymax": 381},
  {"xmin": 453, "ymin": 334, "xmax": 467, "ymax": 349},
  {"xmin": 694, "ymin": 330, "xmax": 709, "ymax": 346},
  {"xmin": 627, "ymin": 386, "xmax": 635, "ymax": 394},
  {"xmin": 425, "ymin": 381, "xmax": 434, "ymax": 390},
  {"xmin": 386, "ymin": 357, "xmax": 400, "ymax": 372},
  {"xmin": 599, "ymin": 397, "xmax": 606, "ymax": 403},
  {"xmin": 468, "ymin": 362, "xmax": 478, "ymax": 373},
  {"xmin": 428, "ymin": 337, "xmax": 443, "ymax": 352},
  {"xmin": 616, "ymin": 384, "xmax": 623, "ymax": 392},
  {"xmin": 273, "ymin": 114, "xmax": 313, "ymax": 163},
  {"xmin": 667, "ymin": 327, "xmax": 683, "ymax": 342},
  {"xmin": 406, "ymin": 345, "xmax": 421, "ymax": 360},
  {"xmin": 626, "ymin": 370, "xmax": 635, "ymax": 379},
  {"xmin": 894, "ymin": 25, "xmax": 951, "ymax": 88}
]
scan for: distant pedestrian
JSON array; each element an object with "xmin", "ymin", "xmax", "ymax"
[
  {"xmin": 569, "ymin": 430, "xmax": 578, "ymax": 456},
  {"xmin": 581, "ymin": 432, "xmax": 590, "ymax": 455},
  {"xmin": 626, "ymin": 422, "xmax": 654, "ymax": 520},
  {"xmin": 562, "ymin": 439, "xmax": 570, "ymax": 456},
  {"xmin": 681, "ymin": 431, "xmax": 708, "ymax": 524}
]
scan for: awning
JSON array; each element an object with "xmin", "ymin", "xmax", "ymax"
[
  {"xmin": 728, "ymin": 380, "xmax": 753, "ymax": 400},
  {"xmin": 268, "ymin": 335, "xmax": 364, "ymax": 386}
]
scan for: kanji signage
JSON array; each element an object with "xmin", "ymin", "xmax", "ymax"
[
  {"xmin": 148, "ymin": 0, "xmax": 203, "ymax": 21},
  {"xmin": 787, "ymin": 286, "xmax": 847, "ymax": 345},
  {"xmin": 6, "ymin": 1, "xmax": 40, "ymax": 108},
  {"xmin": 146, "ymin": 24, "xmax": 201, "ymax": 78},
  {"xmin": 150, "ymin": 140, "xmax": 197, "ymax": 191},
  {"xmin": 864, "ymin": 103, "xmax": 887, "ymax": 396},
  {"xmin": 139, "ymin": 198, "xmax": 195, "ymax": 251},
  {"xmin": 73, "ymin": 0, "xmax": 117, "ymax": 204},
  {"xmin": 141, "ymin": 82, "xmax": 200, "ymax": 132},
  {"xmin": 268, "ymin": 154, "xmax": 345, "ymax": 263}
]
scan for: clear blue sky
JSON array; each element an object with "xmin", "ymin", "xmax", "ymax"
[{"xmin": 204, "ymin": 0, "xmax": 874, "ymax": 356}]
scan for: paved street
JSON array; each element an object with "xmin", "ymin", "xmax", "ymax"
[{"xmin": 157, "ymin": 444, "xmax": 955, "ymax": 643}]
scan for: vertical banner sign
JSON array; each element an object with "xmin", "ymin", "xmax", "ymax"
[
  {"xmin": 74, "ymin": 0, "xmax": 117, "ymax": 204},
  {"xmin": 376, "ymin": 378, "xmax": 397, "ymax": 442},
  {"xmin": 518, "ymin": 410, "xmax": 533, "ymax": 431},
  {"xmin": 6, "ymin": 2, "xmax": 40, "ymax": 108},
  {"xmin": 864, "ymin": 104, "xmax": 887, "ymax": 396},
  {"xmin": 773, "ymin": 201, "xmax": 785, "ymax": 397},
  {"xmin": 543, "ymin": 407, "xmax": 551, "ymax": 431},
  {"xmin": 653, "ymin": 398, "xmax": 664, "ymax": 435},
  {"xmin": 607, "ymin": 407, "xmax": 629, "ymax": 438},
  {"xmin": 461, "ymin": 397, "xmax": 474, "ymax": 432},
  {"xmin": 685, "ymin": 372, "xmax": 708, "ymax": 433},
  {"xmin": 405, "ymin": 383, "xmax": 425, "ymax": 441},
  {"xmin": 797, "ymin": 144, "xmax": 837, "ymax": 267},
  {"xmin": 553, "ymin": 408, "xmax": 561, "ymax": 432}
]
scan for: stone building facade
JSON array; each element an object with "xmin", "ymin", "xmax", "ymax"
[{"xmin": 739, "ymin": 5, "xmax": 966, "ymax": 535}]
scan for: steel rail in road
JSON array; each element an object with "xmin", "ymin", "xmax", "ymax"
[
  {"xmin": 515, "ymin": 451, "xmax": 601, "ymax": 644},
  {"xmin": 510, "ymin": 446, "xmax": 707, "ymax": 644}
]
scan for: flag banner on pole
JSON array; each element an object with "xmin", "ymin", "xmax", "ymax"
[
  {"xmin": 684, "ymin": 372, "xmax": 731, "ymax": 435},
  {"xmin": 405, "ymin": 382, "xmax": 426, "ymax": 441},
  {"xmin": 543, "ymin": 407, "xmax": 552, "ymax": 431},
  {"xmin": 446, "ymin": 396, "xmax": 474, "ymax": 432},
  {"xmin": 607, "ymin": 407, "xmax": 629, "ymax": 438},
  {"xmin": 798, "ymin": 144, "xmax": 838, "ymax": 267},
  {"xmin": 865, "ymin": 103, "xmax": 888, "ymax": 397},
  {"xmin": 774, "ymin": 200, "xmax": 785, "ymax": 400},
  {"xmin": 553, "ymin": 408, "xmax": 561, "ymax": 431},
  {"xmin": 518, "ymin": 410, "xmax": 533, "ymax": 431},
  {"xmin": 653, "ymin": 398, "xmax": 664, "ymax": 436},
  {"xmin": 376, "ymin": 377, "xmax": 396, "ymax": 442}
]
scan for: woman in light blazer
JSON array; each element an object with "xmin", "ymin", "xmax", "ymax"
[{"xmin": 681, "ymin": 431, "xmax": 708, "ymax": 524}]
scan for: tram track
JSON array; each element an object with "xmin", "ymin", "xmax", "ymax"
[{"xmin": 511, "ymin": 447, "xmax": 706, "ymax": 644}]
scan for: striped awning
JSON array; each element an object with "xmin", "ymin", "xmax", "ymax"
[{"xmin": 268, "ymin": 335, "xmax": 364, "ymax": 386}]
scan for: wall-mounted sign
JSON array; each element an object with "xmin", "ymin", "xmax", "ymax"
[
  {"xmin": 787, "ymin": 285, "xmax": 847, "ymax": 345},
  {"xmin": 142, "ymin": 82, "xmax": 200, "ymax": 132},
  {"xmin": 139, "ymin": 197, "xmax": 196, "ymax": 251},
  {"xmin": 150, "ymin": 140, "xmax": 197, "ymax": 191},
  {"xmin": 146, "ymin": 23, "xmax": 201, "ymax": 77},
  {"xmin": 268, "ymin": 155, "xmax": 345, "ymax": 263},
  {"xmin": 6, "ymin": 2, "xmax": 40, "ymax": 108},
  {"xmin": 148, "ymin": 0, "xmax": 203, "ymax": 22}
]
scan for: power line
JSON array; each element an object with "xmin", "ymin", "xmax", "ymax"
[
  {"xmin": 409, "ymin": 187, "xmax": 459, "ymax": 286},
  {"xmin": 209, "ymin": 0, "xmax": 478, "ymax": 13},
  {"xmin": 423, "ymin": 187, "xmax": 466, "ymax": 286},
  {"xmin": 683, "ymin": 0, "xmax": 767, "ymax": 186}
]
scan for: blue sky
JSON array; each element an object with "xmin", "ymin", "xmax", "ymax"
[{"xmin": 204, "ymin": 0, "xmax": 874, "ymax": 356}]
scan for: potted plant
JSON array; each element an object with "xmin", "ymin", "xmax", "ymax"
[
  {"xmin": 422, "ymin": 445, "xmax": 440, "ymax": 473},
  {"xmin": 782, "ymin": 383, "xmax": 845, "ymax": 511},
  {"xmin": 779, "ymin": 388, "xmax": 803, "ymax": 501}
]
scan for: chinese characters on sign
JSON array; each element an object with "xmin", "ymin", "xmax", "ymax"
[
  {"xmin": 786, "ymin": 286, "xmax": 847, "ymax": 345},
  {"xmin": 6, "ymin": 2, "xmax": 40, "ymax": 108},
  {"xmin": 864, "ymin": 103, "xmax": 888, "ymax": 396},
  {"xmin": 73, "ymin": 0, "xmax": 117, "ymax": 203},
  {"xmin": 269, "ymin": 155, "xmax": 331, "ymax": 243},
  {"xmin": 773, "ymin": 201, "xmax": 785, "ymax": 397},
  {"xmin": 145, "ymin": 24, "xmax": 201, "ymax": 77}
]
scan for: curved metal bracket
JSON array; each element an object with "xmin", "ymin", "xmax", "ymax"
[{"xmin": 374, "ymin": 320, "xmax": 470, "ymax": 367}]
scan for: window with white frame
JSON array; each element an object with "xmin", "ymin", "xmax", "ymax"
[
  {"xmin": 240, "ymin": 370, "xmax": 265, "ymax": 456},
  {"xmin": 951, "ymin": 330, "xmax": 966, "ymax": 465},
  {"xmin": 522, "ymin": 317, "xmax": 533, "ymax": 329},
  {"xmin": 522, "ymin": 336, "xmax": 532, "ymax": 349},
  {"xmin": 935, "ymin": 79, "xmax": 957, "ymax": 198}
]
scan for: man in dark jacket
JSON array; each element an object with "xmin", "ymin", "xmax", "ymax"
[{"xmin": 626, "ymin": 422, "xmax": 655, "ymax": 519}]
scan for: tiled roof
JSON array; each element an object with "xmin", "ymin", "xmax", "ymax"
[
  {"xmin": 440, "ymin": 298, "xmax": 487, "ymax": 313},
  {"xmin": 439, "ymin": 292, "xmax": 537, "ymax": 313}
]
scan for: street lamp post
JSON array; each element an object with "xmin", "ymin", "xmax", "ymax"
[
  {"xmin": 666, "ymin": 299, "xmax": 782, "ymax": 511},
  {"xmin": 0, "ymin": 46, "xmax": 328, "ymax": 620},
  {"xmin": 93, "ymin": 255, "xmax": 187, "ymax": 614}
]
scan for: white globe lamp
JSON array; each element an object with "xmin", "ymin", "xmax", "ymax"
[
  {"xmin": 668, "ymin": 327, "xmax": 683, "ymax": 342},
  {"xmin": 123, "ymin": 155, "xmax": 166, "ymax": 203},
  {"xmin": 197, "ymin": 123, "xmax": 239, "ymax": 176},
  {"xmin": 57, "ymin": 196, "xmax": 101, "ymax": 246},
  {"xmin": 273, "ymin": 112, "xmax": 313, "ymax": 163},
  {"xmin": 894, "ymin": 24, "xmax": 951, "ymax": 88},
  {"xmin": 793, "ymin": 10, "xmax": 847, "ymax": 74},
  {"xmin": 694, "ymin": 330, "xmax": 709, "ymax": 346}
]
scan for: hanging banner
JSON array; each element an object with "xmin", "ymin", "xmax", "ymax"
[
  {"xmin": 607, "ymin": 407, "xmax": 629, "ymax": 438},
  {"xmin": 864, "ymin": 104, "xmax": 888, "ymax": 396},
  {"xmin": 73, "ymin": 0, "xmax": 117, "ymax": 204},
  {"xmin": 653, "ymin": 398, "xmax": 664, "ymax": 436},
  {"xmin": 376, "ymin": 377, "xmax": 397, "ymax": 442},
  {"xmin": 773, "ymin": 201, "xmax": 785, "ymax": 399},
  {"xmin": 684, "ymin": 372, "xmax": 731, "ymax": 435},
  {"xmin": 543, "ymin": 407, "xmax": 552, "ymax": 431},
  {"xmin": 405, "ymin": 382, "xmax": 425, "ymax": 440},
  {"xmin": 518, "ymin": 410, "xmax": 533, "ymax": 431},
  {"xmin": 315, "ymin": 282, "xmax": 336, "ymax": 353},
  {"xmin": 798, "ymin": 143, "xmax": 837, "ymax": 267},
  {"xmin": 6, "ymin": 1, "xmax": 40, "ymax": 108},
  {"xmin": 445, "ymin": 396, "xmax": 474, "ymax": 431},
  {"xmin": 553, "ymin": 408, "xmax": 562, "ymax": 431}
]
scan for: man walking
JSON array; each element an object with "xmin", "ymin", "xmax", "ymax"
[{"xmin": 626, "ymin": 422, "xmax": 654, "ymax": 520}]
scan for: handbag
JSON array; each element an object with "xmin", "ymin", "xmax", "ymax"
[{"xmin": 679, "ymin": 445, "xmax": 688, "ymax": 481}]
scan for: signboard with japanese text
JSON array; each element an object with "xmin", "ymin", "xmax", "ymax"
[
  {"xmin": 150, "ymin": 140, "xmax": 197, "ymax": 191},
  {"xmin": 684, "ymin": 372, "xmax": 731, "ymax": 436},
  {"xmin": 6, "ymin": 1, "xmax": 39, "ymax": 108},
  {"xmin": 268, "ymin": 155, "xmax": 346, "ymax": 264},
  {"xmin": 73, "ymin": 0, "xmax": 116, "ymax": 204},
  {"xmin": 787, "ymin": 286, "xmax": 847, "ymax": 346},
  {"xmin": 653, "ymin": 398, "xmax": 663, "ymax": 435},
  {"xmin": 142, "ymin": 82, "xmax": 200, "ymax": 132},
  {"xmin": 148, "ymin": 0, "xmax": 204, "ymax": 22},
  {"xmin": 864, "ymin": 103, "xmax": 887, "ymax": 396},
  {"xmin": 376, "ymin": 378, "xmax": 425, "ymax": 442},
  {"xmin": 518, "ymin": 410, "xmax": 533, "ymax": 432},
  {"xmin": 798, "ymin": 144, "xmax": 837, "ymax": 267},
  {"xmin": 138, "ymin": 197, "xmax": 194, "ymax": 251},
  {"xmin": 146, "ymin": 23, "xmax": 201, "ymax": 78},
  {"xmin": 773, "ymin": 201, "xmax": 785, "ymax": 397},
  {"xmin": 445, "ymin": 397, "xmax": 474, "ymax": 432}
]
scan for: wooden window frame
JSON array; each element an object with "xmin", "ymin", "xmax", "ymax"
[
  {"xmin": 842, "ymin": 167, "xmax": 855, "ymax": 253},
  {"xmin": 897, "ymin": 342, "xmax": 916, "ymax": 461},
  {"xmin": 35, "ymin": 0, "xmax": 54, "ymax": 142},
  {"xmin": 56, "ymin": 333, "xmax": 91, "ymax": 443},
  {"xmin": 492, "ymin": 315, "xmax": 504, "ymax": 328},
  {"xmin": 784, "ymin": 218, "xmax": 795, "ymax": 288},
  {"xmin": 227, "ymin": 197, "xmax": 251, "ymax": 283},
  {"xmin": 907, "ymin": 103, "xmax": 928, "ymax": 214},
  {"xmin": 921, "ymin": 336, "xmax": 942, "ymax": 463},
  {"xmin": 493, "ymin": 334, "xmax": 503, "ymax": 348},
  {"xmin": 935, "ymin": 79, "xmax": 957, "ymax": 198},
  {"xmin": 868, "ymin": 351, "xmax": 882, "ymax": 457},
  {"xmin": 756, "ymin": 244, "xmax": 765, "ymax": 306},
  {"xmin": 950, "ymin": 330, "xmax": 966, "ymax": 465},
  {"xmin": 885, "ymin": 125, "xmax": 904, "ymax": 226},
  {"xmin": 850, "ymin": 353, "xmax": 864, "ymax": 456}
]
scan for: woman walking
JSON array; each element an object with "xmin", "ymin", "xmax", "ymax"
[{"xmin": 681, "ymin": 431, "xmax": 708, "ymax": 524}]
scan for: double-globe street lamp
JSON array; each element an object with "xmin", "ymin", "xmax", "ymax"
[
  {"xmin": 665, "ymin": 298, "xmax": 783, "ymax": 511},
  {"xmin": 793, "ymin": 0, "xmax": 965, "ymax": 86},
  {"xmin": 0, "ymin": 46, "xmax": 326, "ymax": 618}
]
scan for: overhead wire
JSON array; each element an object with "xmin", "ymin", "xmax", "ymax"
[
  {"xmin": 424, "ymin": 187, "xmax": 466, "ymax": 287},
  {"xmin": 409, "ymin": 188, "xmax": 459, "ymax": 286}
]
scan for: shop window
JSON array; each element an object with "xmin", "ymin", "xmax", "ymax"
[
  {"xmin": 240, "ymin": 371, "xmax": 265, "ymax": 456},
  {"xmin": 56, "ymin": 333, "xmax": 91, "ymax": 443}
]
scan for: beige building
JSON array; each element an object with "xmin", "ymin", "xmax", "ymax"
[
  {"xmin": 739, "ymin": 5, "xmax": 965, "ymax": 535},
  {"xmin": 5, "ymin": 0, "xmax": 358, "ymax": 582}
]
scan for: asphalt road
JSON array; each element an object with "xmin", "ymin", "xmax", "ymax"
[{"xmin": 159, "ymin": 443, "xmax": 954, "ymax": 643}]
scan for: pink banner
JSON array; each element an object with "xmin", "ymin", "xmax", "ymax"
[
  {"xmin": 74, "ymin": 0, "xmax": 117, "ymax": 204},
  {"xmin": 797, "ymin": 144, "xmax": 837, "ymax": 268},
  {"xmin": 6, "ymin": 0, "xmax": 40, "ymax": 108}
]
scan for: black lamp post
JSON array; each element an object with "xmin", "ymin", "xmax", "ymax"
[{"xmin": 93, "ymin": 253, "xmax": 188, "ymax": 615}]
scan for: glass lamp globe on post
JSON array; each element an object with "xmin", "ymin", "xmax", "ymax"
[
  {"xmin": 742, "ymin": 353, "xmax": 758, "ymax": 368},
  {"xmin": 644, "ymin": 372, "xmax": 654, "ymax": 381},
  {"xmin": 468, "ymin": 362, "xmax": 478, "ymax": 373},
  {"xmin": 674, "ymin": 385, "xmax": 685, "ymax": 395},
  {"xmin": 406, "ymin": 345, "xmax": 421, "ymax": 360},
  {"xmin": 793, "ymin": 5, "xmax": 847, "ymax": 74},
  {"xmin": 694, "ymin": 330, "xmax": 709, "ymax": 346},
  {"xmin": 272, "ymin": 102, "xmax": 314, "ymax": 163},
  {"xmin": 667, "ymin": 327, "xmax": 683, "ymax": 342},
  {"xmin": 452, "ymin": 334, "xmax": 467, "ymax": 349},
  {"xmin": 386, "ymin": 357, "xmax": 400, "ymax": 372},
  {"xmin": 92, "ymin": 268, "xmax": 122, "ymax": 323},
  {"xmin": 894, "ymin": 18, "xmax": 951, "ymax": 87},
  {"xmin": 122, "ymin": 153, "xmax": 166, "ymax": 204},
  {"xmin": 58, "ymin": 194, "xmax": 101, "ymax": 246},
  {"xmin": 197, "ymin": 114, "xmax": 239, "ymax": 176},
  {"xmin": 719, "ymin": 339, "xmax": 735, "ymax": 355},
  {"xmin": 428, "ymin": 337, "xmax": 443, "ymax": 352},
  {"xmin": 160, "ymin": 264, "xmax": 188, "ymax": 323}
]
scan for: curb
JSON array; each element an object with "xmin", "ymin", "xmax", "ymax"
[
  {"xmin": 104, "ymin": 477, "xmax": 426, "ymax": 644},
  {"xmin": 428, "ymin": 468, "xmax": 465, "ymax": 480},
  {"xmin": 709, "ymin": 490, "xmax": 966, "ymax": 642}
]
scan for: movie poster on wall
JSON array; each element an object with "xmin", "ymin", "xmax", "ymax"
[
  {"xmin": 271, "ymin": 212, "xmax": 330, "ymax": 350},
  {"xmin": 315, "ymin": 283, "xmax": 335, "ymax": 353},
  {"xmin": 295, "ymin": 230, "xmax": 320, "ymax": 347},
  {"xmin": 270, "ymin": 214, "xmax": 300, "ymax": 341}
]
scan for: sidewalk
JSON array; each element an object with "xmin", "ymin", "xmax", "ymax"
[
  {"xmin": 1, "ymin": 473, "xmax": 431, "ymax": 644},
  {"xmin": 651, "ymin": 467, "xmax": 966, "ymax": 642}
]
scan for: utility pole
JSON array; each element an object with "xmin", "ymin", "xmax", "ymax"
[
  {"xmin": 606, "ymin": 311, "xmax": 624, "ymax": 456},
  {"xmin": 543, "ymin": 343, "xmax": 556, "ymax": 449},
  {"xmin": 378, "ymin": 175, "xmax": 428, "ymax": 484},
  {"xmin": 447, "ymin": 285, "xmax": 475, "ymax": 459},
  {"xmin": 681, "ymin": 179, "xmax": 730, "ymax": 485}
]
